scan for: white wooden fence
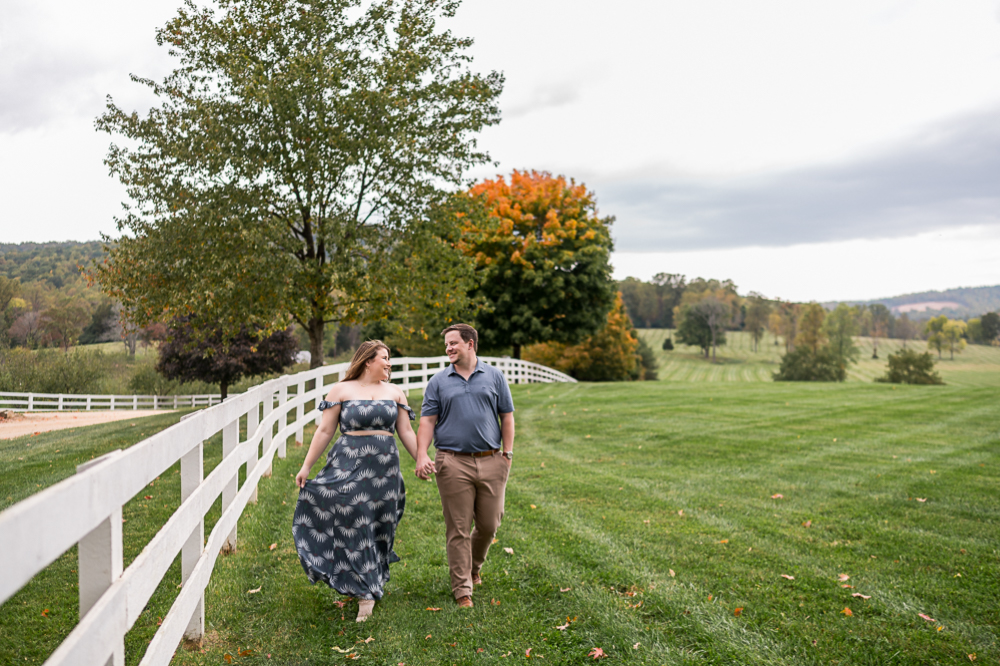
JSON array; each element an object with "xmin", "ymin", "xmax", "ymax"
[
  {"xmin": 0, "ymin": 392, "xmax": 223, "ymax": 412},
  {"xmin": 0, "ymin": 356, "xmax": 573, "ymax": 666}
]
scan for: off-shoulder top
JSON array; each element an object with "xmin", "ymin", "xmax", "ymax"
[{"xmin": 318, "ymin": 398, "xmax": 416, "ymax": 435}]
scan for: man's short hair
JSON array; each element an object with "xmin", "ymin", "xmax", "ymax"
[{"xmin": 441, "ymin": 323, "xmax": 478, "ymax": 352}]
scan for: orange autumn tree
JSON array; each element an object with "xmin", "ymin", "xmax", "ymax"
[{"xmin": 459, "ymin": 170, "xmax": 615, "ymax": 358}]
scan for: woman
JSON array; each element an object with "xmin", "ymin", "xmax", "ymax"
[{"xmin": 293, "ymin": 340, "xmax": 420, "ymax": 622}]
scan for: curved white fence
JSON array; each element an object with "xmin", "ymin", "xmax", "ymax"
[
  {"xmin": 0, "ymin": 355, "xmax": 574, "ymax": 412},
  {"xmin": 0, "ymin": 356, "xmax": 573, "ymax": 666}
]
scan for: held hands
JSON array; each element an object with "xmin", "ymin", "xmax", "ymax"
[{"xmin": 415, "ymin": 454, "xmax": 436, "ymax": 480}]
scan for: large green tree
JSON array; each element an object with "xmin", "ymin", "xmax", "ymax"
[
  {"xmin": 981, "ymin": 312, "xmax": 1000, "ymax": 344},
  {"xmin": 821, "ymin": 303, "xmax": 860, "ymax": 369},
  {"xmin": 459, "ymin": 170, "xmax": 615, "ymax": 359},
  {"xmin": 95, "ymin": 0, "xmax": 502, "ymax": 367}
]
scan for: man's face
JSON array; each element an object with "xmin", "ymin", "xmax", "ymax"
[{"xmin": 444, "ymin": 331, "xmax": 473, "ymax": 364}]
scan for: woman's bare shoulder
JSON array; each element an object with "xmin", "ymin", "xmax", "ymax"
[
  {"xmin": 325, "ymin": 381, "xmax": 355, "ymax": 402},
  {"xmin": 392, "ymin": 385, "xmax": 409, "ymax": 405}
]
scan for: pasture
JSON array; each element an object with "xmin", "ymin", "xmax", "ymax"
[
  {"xmin": 0, "ymin": 378, "xmax": 997, "ymax": 664},
  {"xmin": 640, "ymin": 329, "xmax": 1000, "ymax": 388}
]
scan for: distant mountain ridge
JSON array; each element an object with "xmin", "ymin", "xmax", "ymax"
[{"xmin": 824, "ymin": 284, "xmax": 1000, "ymax": 319}]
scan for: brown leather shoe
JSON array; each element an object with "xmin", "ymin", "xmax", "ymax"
[
  {"xmin": 472, "ymin": 573, "xmax": 483, "ymax": 586},
  {"xmin": 456, "ymin": 595, "xmax": 474, "ymax": 608}
]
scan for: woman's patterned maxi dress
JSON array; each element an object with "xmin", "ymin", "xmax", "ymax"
[{"xmin": 293, "ymin": 399, "xmax": 414, "ymax": 600}]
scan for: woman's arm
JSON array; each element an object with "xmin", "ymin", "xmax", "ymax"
[
  {"xmin": 394, "ymin": 390, "xmax": 418, "ymax": 461},
  {"xmin": 295, "ymin": 400, "xmax": 340, "ymax": 488}
]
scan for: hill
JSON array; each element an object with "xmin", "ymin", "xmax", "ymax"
[{"xmin": 824, "ymin": 284, "xmax": 1000, "ymax": 319}]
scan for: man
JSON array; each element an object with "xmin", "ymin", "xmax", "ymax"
[{"xmin": 416, "ymin": 323, "xmax": 515, "ymax": 608}]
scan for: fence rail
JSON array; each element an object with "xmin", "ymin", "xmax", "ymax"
[
  {"xmin": 0, "ymin": 356, "xmax": 573, "ymax": 413},
  {"xmin": 0, "ymin": 356, "xmax": 573, "ymax": 666}
]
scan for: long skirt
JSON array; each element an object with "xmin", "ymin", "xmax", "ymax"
[{"xmin": 293, "ymin": 434, "xmax": 405, "ymax": 600}]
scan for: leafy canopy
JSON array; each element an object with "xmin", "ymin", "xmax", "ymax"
[
  {"xmin": 875, "ymin": 348, "xmax": 944, "ymax": 385},
  {"xmin": 94, "ymin": 0, "xmax": 502, "ymax": 366},
  {"xmin": 459, "ymin": 170, "xmax": 615, "ymax": 357}
]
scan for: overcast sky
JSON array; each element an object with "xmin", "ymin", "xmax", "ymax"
[{"xmin": 2, "ymin": 0, "xmax": 1000, "ymax": 302}]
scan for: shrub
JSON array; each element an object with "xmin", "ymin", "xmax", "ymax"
[
  {"xmin": 875, "ymin": 349, "xmax": 944, "ymax": 385},
  {"xmin": 127, "ymin": 364, "xmax": 187, "ymax": 396},
  {"xmin": 773, "ymin": 346, "xmax": 845, "ymax": 382},
  {"xmin": 0, "ymin": 348, "xmax": 111, "ymax": 393},
  {"xmin": 662, "ymin": 337, "xmax": 674, "ymax": 351}
]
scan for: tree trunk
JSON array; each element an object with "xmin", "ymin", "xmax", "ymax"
[
  {"xmin": 220, "ymin": 379, "xmax": 229, "ymax": 400},
  {"xmin": 512, "ymin": 343, "xmax": 521, "ymax": 360},
  {"xmin": 308, "ymin": 317, "xmax": 325, "ymax": 369}
]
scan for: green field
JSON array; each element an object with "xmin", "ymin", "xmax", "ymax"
[
  {"xmin": 1, "ymin": 378, "xmax": 998, "ymax": 665},
  {"xmin": 640, "ymin": 329, "xmax": 1000, "ymax": 388}
]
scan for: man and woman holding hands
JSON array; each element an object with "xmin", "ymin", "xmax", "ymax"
[{"xmin": 293, "ymin": 324, "xmax": 514, "ymax": 621}]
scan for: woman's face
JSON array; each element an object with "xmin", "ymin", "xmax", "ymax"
[{"xmin": 365, "ymin": 348, "xmax": 391, "ymax": 382}]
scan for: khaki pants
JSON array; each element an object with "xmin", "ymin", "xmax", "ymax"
[{"xmin": 434, "ymin": 450, "xmax": 510, "ymax": 599}]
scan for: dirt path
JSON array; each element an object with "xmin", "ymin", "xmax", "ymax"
[{"xmin": 0, "ymin": 410, "xmax": 174, "ymax": 440}]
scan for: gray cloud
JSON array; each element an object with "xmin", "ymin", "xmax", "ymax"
[
  {"xmin": 503, "ymin": 83, "xmax": 580, "ymax": 120},
  {"xmin": 602, "ymin": 107, "xmax": 1000, "ymax": 251}
]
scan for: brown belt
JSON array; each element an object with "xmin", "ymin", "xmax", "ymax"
[{"xmin": 445, "ymin": 449, "xmax": 499, "ymax": 458}]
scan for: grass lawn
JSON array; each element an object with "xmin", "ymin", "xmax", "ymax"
[
  {"xmin": 0, "ymin": 379, "xmax": 998, "ymax": 665},
  {"xmin": 640, "ymin": 329, "xmax": 1000, "ymax": 389}
]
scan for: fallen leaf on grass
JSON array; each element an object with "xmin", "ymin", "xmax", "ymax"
[
  {"xmin": 269, "ymin": 543, "xmax": 277, "ymax": 550},
  {"xmin": 224, "ymin": 655, "xmax": 233, "ymax": 664},
  {"xmin": 425, "ymin": 607, "xmax": 441, "ymax": 611},
  {"xmin": 719, "ymin": 539, "xmax": 729, "ymax": 544},
  {"xmin": 677, "ymin": 510, "xmax": 684, "ymax": 517},
  {"xmin": 841, "ymin": 607, "xmax": 853, "ymax": 617},
  {"xmin": 41, "ymin": 609, "xmax": 49, "ymax": 618},
  {"xmin": 156, "ymin": 617, "xmax": 162, "ymax": 626},
  {"xmin": 560, "ymin": 587, "xmax": 572, "ymax": 592},
  {"xmin": 333, "ymin": 601, "xmax": 347, "ymax": 608},
  {"xmin": 669, "ymin": 569, "xmax": 675, "ymax": 577},
  {"xmin": 838, "ymin": 574, "xmax": 850, "ymax": 582},
  {"xmin": 852, "ymin": 593, "xmax": 871, "ymax": 600},
  {"xmin": 916, "ymin": 498, "xmax": 927, "ymax": 502},
  {"xmin": 588, "ymin": 647, "xmax": 606, "ymax": 659},
  {"xmin": 781, "ymin": 574, "xmax": 795, "ymax": 580},
  {"xmin": 771, "ymin": 494, "xmax": 784, "ymax": 499},
  {"xmin": 919, "ymin": 613, "xmax": 936, "ymax": 622},
  {"xmin": 734, "ymin": 607, "xmax": 744, "ymax": 616},
  {"xmin": 968, "ymin": 653, "xmax": 976, "ymax": 662},
  {"xmin": 332, "ymin": 647, "xmax": 351, "ymax": 653},
  {"xmin": 492, "ymin": 538, "xmax": 499, "ymax": 544},
  {"xmin": 425, "ymin": 634, "xmax": 432, "ymax": 640},
  {"xmin": 633, "ymin": 642, "xmax": 640, "ymax": 649},
  {"xmin": 491, "ymin": 598, "xmax": 501, "ymax": 606},
  {"xmin": 503, "ymin": 547, "xmax": 514, "ymax": 555},
  {"xmin": 363, "ymin": 636, "xmax": 374, "ymax": 644},
  {"xmin": 247, "ymin": 586, "xmax": 262, "ymax": 594},
  {"xmin": 239, "ymin": 649, "xmax": 253, "ymax": 656},
  {"xmin": 525, "ymin": 648, "xmax": 533, "ymax": 657},
  {"xmin": 144, "ymin": 495, "xmax": 153, "ymax": 500},
  {"xmin": 841, "ymin": 584, "xmax": 854, "ymax": 589},
  {"xmin": 802, "ymin": 520, "xmax": 812, "ymax": 528},
  {"xmin": 643, "ymin": 519, "xmax": 650, "ymax": 524}
]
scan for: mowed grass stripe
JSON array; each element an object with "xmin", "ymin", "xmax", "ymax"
[{"xmin": 641, "ymin": 329, "xmax": 1000, "ymax": 388}]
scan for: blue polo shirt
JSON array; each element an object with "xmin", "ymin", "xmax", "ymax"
[{"xmin": 421, "ymin": 359, "xmax": 515, "ymax": 453}]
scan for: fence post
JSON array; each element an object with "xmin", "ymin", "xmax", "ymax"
[
  {"xmin": 247, "ymin": 399, "xmax": 260, "ymax": 504},
  {"xmin": 222, "ymin": 418, "xmax": 239, "ymax": 553},
  {"xmin": 314, "ymin": 375, "xmax": 324, "ymax": 427},
  {"xmin": 76, "ymin": 451, "xmax": 125, "ymax": 666},
  {"xmin": 27, "ymin": 393, "xmax": 33, "ymax": 412},
  {"xmin": 174, "ymin": 395, "xmax": 178, "ymax": 409},
  {"xmin": 277, "ymin": 385, "xmax": 288, "ymax": 460},
  {"xmin": 180, "ymin": 441, "xmax": 205, "ymax": 642},
  {"xmin": 58, "ymin": 395, "xmax": 64, "ymax": 411},
  {"xmin": 295, "ymin": 380, "xmax": 305, "ymax": 445},
  {"xmin": 263, "ymin": 389, "xmax": 274, "ymax": 478}
]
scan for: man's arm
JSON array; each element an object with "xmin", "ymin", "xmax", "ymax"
[
  {"xmin": 416, "ymin": 414, "xmax": 438, "ymax": 479},
  {"xmin": 499, "ymin": 412, "xmax": 515, "ymax": 466}
]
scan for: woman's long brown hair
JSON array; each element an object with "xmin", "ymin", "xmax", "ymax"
[{"xmin": 341, "ymin": 340, "xmax": 391, "ymax": 382}]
